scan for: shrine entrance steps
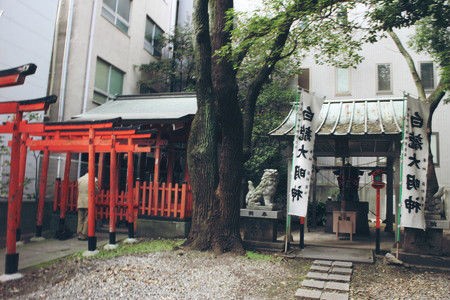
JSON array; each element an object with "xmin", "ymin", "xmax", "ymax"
[{"xmin": 295, "ymin": 260, "xmax": 353, "ymax": 300}]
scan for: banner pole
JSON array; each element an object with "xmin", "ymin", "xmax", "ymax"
[
  {"xmin": 285, "ymin": 90, "xmax": 301, "ymax": 253},
  {"xmin": 396, "ymin": 94, "xmax": 407, "ymax": 258}
]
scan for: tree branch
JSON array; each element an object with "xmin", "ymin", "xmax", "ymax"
[{"xmin": 388, "ymin": 29, "xmax": 427, "ymax": 101}]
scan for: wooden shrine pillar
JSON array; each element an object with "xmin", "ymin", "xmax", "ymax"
[
  {"xmin": 153, "ymin": 135, "xmax": 161, "ymax": 216},
  {"xmin": 108, "ymin": 136, "xmax": 117, "ymax": 245},
  {"xmin": 166, "ymin": 148, "xmax": 174, "ymax": 183},
  {"xmin": 35, "ymin": 148, "xmax": 50, "ymax": 237},
  {"xmin": 385, "ymin": 157, "xmax": 394, "ymax": 232},
  {"xmin": 154, "ymin": 135, "xmax": 161, "ymax": 184},
  {"xmin": 97, "ymin": 153, "xmax": 104, "ymax": 191},
  {"xmin": 57, "ymin": 152, "xmax": 71, "ymax": 235},
  {"xmin": 4, "ymin": 112, "xmax": 23, "ymax": 274},
  {"xmin": 15, "ymin": 133, "xmax": 29, "ymax": 241},
  {"xmin": 87, "ymin": 127, "xmax": 97, "ymax": 251},
  {"xmin": 126, "ymin": 138, "xmax": 135, "ymax": 238}
]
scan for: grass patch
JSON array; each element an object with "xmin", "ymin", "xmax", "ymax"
[
  {"xmin": 82, "ymin": 238, "xmax": 185, "ymax": 260},
  {"xmin": 245, "ymin": 251, "xmax": 278, "ymax": 261}
]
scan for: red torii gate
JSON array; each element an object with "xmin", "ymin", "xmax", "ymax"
[
  {"xmin": 28, "ymin": 121, "xmax": 152, "ymax": 250},
  {"xmin": 0, "ymin": 64, "xmax": 154, "ymax": 275},
  {"xmin": 0, "ymin": 96, "xmax": 56, "ymax": 275}
]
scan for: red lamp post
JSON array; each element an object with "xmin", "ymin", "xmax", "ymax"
[{"xmin": 369, "ymin": 169, "xmax": 385, "ymax": 254}]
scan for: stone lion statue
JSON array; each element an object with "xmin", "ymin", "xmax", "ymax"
[{"xmin": 246, "ymin": 169, "xmax": 279, "ymax": 210}]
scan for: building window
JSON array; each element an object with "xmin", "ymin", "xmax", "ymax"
[
  {"xmin": 336, "ymin": 68, "xmax": 350, "ymax": 95},
  {"xmin": 430, "ymin": 132, "xmax": 439, "ymax": 166},
  {"xmin": 144, "ymin": 17, "xmax": 164, "ymax": 57},
  {"xmin": 298, "ymin": 68, "xmax": 310, "ymax": 92},
  {"xmin": 93, "ymin": 58, "xmax": 124, "ymax": 104},
  {"xmin": 102, "ymin": 0, "xmax": 130, "ymax": 33},
  {"xmin": 377, "ymin": 63, "xmax": 392, "ymax": 93},
  {"xmin": 420, "ymin": 62, "xmax": 434, "ymax": 91}
]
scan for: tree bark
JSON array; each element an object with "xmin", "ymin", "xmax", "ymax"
[
  {"xmin": 185, "ymin": 0, "xmax": 219, "ymax": 251},
  {"xmin": 185, "ymin": 0, "xmax": 244, "ymax": 253}
]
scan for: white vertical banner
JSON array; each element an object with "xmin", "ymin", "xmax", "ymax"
[
  {"xmin": 288, "ymin": 92, "xmax": 324, "ymax": 217},
  {"xmin": 400, "ymin": 96, "xmax": 430, "ymax": 230}
]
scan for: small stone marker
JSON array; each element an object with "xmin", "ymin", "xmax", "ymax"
[
  {"xmin": 330, "ymin": 267, "xmax": 352, "ymax": 275},
  {"xmin": 313, "ymin": 260, "xmax": 332, "ymax": 266},
  {"xmin": 327, "ymin": 274, "xmax": 351, "ymax": 282},
  {"xmin": 302, "ymin": 279, "xmax": 326, "ymax": 289},
  {"xmin": 295, "ymin": 288, "xmax": 322, "ymax": 299},
  {"xmin": 310, "ymin": 265, "xmax": 330, "ymax": 272},
  {"xmin": 324, "ymin": 281, "xmax": 350, "ymax": 292},
  {"xmin": 320, "ymin": 291, "xmax": 349, "ymax": 300},
  {"xmin": 306, "ymin": 272, "xmax": 328, "ymax": 281}
]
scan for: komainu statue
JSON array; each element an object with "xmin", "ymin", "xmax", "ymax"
[
  {"xmin": 246, "ymin": 169, "xmax": 279, "ymax": 210},
  {"xmin": 433, "ymin": 186, "xmax": 449, "ymax": 220}
]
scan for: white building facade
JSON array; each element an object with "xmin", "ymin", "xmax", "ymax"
[
  {"xmin": 49, "ymin": 0, "xmax": 179, "ymax": 122},
  {"xmin": 298, "ymin": 27, "xmax": 449, "ymax": 221}
]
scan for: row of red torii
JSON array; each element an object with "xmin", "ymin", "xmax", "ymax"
[{"xmin": 0, "ymin": 64, "xmax": 192, "ymax": 276}]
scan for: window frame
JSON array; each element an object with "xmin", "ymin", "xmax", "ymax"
[
  {"xmin": 144, "ymin": 16, "xmax": 164, "ymax": 57},
  {"xmin": 376, "ymin": 63, "xmax": 393, "ymax": 94},
  {"xmin": 335, "ymin": 67, "xmax": 351, "ymax": 96},
  {"xmin": 101, "ymin": 0, "xmax": 131, "ymax": 34},
  {"xmin": 298, "ymin": 68, "xmax": 310, "ymax": 92},
  {"xmin": 420, "ymin": 61, "xmax": 435, "ymax": 91},
  {"xmin": 93, "ymin": 58, "xmax": 124, "ymax": 105},
  {"xmin": 430, "ymin": 132, "xmax": 439, "ymax": 167}
]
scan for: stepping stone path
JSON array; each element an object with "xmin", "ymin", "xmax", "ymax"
[{"xmin": 295, "ymin": 260, "xmax": 353, "ymax": 300}]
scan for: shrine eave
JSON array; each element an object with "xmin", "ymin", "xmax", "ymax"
[
  {"xmin": 73, "ymin": 93, "xmax": 197, "ymax": 123},
  {"xmin": 270, "ymin": 97, "xmax": 405, "ymax": 137}
]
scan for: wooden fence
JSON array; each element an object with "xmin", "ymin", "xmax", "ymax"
[{"xmin": 53, "ymin": 180, "xmax": 193, "ymax": 220}]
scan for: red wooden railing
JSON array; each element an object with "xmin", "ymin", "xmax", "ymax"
[
  {"xmin": 137, "ymin": 181, "xmax": 193, "ymax": 219},
  {"xmin": 53, "ymin": 179, "xmax": 193, "ymax": 220}
]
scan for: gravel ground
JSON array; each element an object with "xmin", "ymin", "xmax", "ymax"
[
  {"xmin": 1, "ymin": 248, "xmax": 449, "ymax": 299},
  {"xmin": 0, "ymin": 250, "xmax": 310, "ymax": 299},
  {"xmin": 351, "ymin": 257, "xmax": 450, "ymax": 299}
]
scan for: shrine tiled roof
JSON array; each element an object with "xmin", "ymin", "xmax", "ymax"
[
  {"xmin": 74, "ymin": 93, "xmax": 197, "ymax": 122},
  {"xmin": 270, "ymin": 98, "xmax": 405, "ymax": 137}
]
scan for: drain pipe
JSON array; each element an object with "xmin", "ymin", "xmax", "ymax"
[
  {"xmin": 82, "ymin": 0, "xmax": 98, "ymax": 114},
  {"xmin": 47, "ymin": 0, "xmax": 62, "ymax": 96},
  {"xmin": 78, "ymin": 0, "xmax": 98, "ymax": 177},
  {"xmin": 58, "ymin": 0, "xmax": 74, "ymax": 122},
  {"xmin": 57, "ymin": 0, "xmax": 74, "ymax": 177}
]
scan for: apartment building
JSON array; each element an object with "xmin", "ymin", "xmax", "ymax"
[{"xmin": 48, "ymin": 0, "xmax": 179, "ymax": 123}]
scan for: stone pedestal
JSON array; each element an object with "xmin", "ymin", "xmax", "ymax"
[
  {"xmin": 403, "ymin": 219, "xmax": 449, "ymax": 256},
  {"xmin": 240, "ymin": 209, "xmax": 282, "ymax": 242}
]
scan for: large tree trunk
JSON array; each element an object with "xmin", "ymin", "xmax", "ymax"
[
  {"xmin": 185, "ymin": 0, "xmax": 244, "ymax": 253},
  {"xmin": 210, "ymin": 0, "xmax": 244, "ymax": 253},
  {"xmin": 185, "ymin": 0, "xmax": 219, "ymax": 251}
]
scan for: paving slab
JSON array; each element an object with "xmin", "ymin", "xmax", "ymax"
[
  {"xmin": 306, "ymin": 271, "xmax": 328, "ymax": 281},
  {"xmin": 302, "ymin": 279, "xmax": 326, "ymax": 289},
  {"xmin": 296, "ymin": 246, "xmax": 373, "ymax": 263},
  {"xmin": 295, "ymin": 288, "xmax": 322, "ymax": 299},
  {"xmin": 320, "ymin": 291, "xmax": 348, "ymax": 300},
  {"xmin": 0, "ymin": 233, "xmax": 127, "ymax": 272},
  {"xmin": 330, "ymin": 267, "xmax": 352, "ymax": 275},
  {"xmin": 313, "ymin": 260, "xmax": 333, "ymax": 266},
  {"xmin": 310, "ymin": 265, "xmax": 330, "ymax": 272},
  {"xmin": 327, "ymin": 274, "xmax": 351, "ymax": 282},
  {"xmin": 332, "ymin": 261, "xmax": 353, "ymax": 268},
  {"xmin": 324, "ymin": 281, "xmax": 350, "ymax": 292}
]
